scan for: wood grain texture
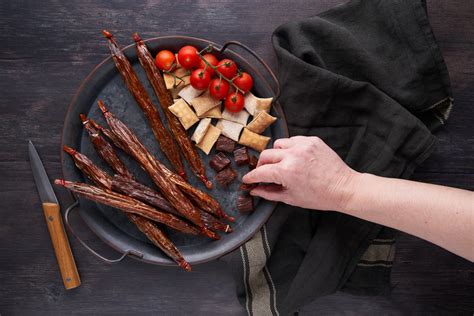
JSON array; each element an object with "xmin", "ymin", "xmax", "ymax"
[
  {"xmin": 42, "ymin": 202, "xmax": 81, "ymax": 290},
  {"xmin": 0, "ymin": 0, "xmax": 472, "ymax": 314}
]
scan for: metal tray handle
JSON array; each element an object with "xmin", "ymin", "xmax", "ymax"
[
  {"xmin": 64, "ymin": 197, "xmax": 144, "ymax": 263},
  {"xmin": 216, "ymin": 41, "xmax": 281, "ymax": 101}
]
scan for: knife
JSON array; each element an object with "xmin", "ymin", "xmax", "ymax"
[{"xmin": 28, "ymin": 141, "xmax": 81, "ymax": 290}]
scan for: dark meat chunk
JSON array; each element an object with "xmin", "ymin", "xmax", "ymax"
[
  {"xmin": 209, "ymin": 152, "xmax": 231, "ymax": 172},
  {"xmin": 240, "ymin": 183, "xmax": 258, "ymax": 191},
  {"xmin": 237, "ymin": 195, "xmax": 254, "ymax": 213},
  {"xmin": 233, "ymin": 146, "xmax": 250, "ymax": 166},
  {"xmin": 248, "ymin": 155, "xmax": 258, "ymax": 170},
  {"xmin": 215, "ymin": 167, "xmax": 237, "ymax": 186},
  {"xmin": 216, "ymin": 135, "xmax": 236, "ymax": 153}
]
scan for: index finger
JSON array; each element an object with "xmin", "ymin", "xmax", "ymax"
[
  {"xmin": 242, "ymin": 164, "xmax": 282, "ymax": 185},
  {"xmin": 273, "ymin": 138, "xmax": 294, "ymax": 149},
  {"xmin": 256, "ymin": 148, "xmax": 286, "ymax": 168}
]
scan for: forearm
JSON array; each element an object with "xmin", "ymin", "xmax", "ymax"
[
  {"xmin": 344, "ymin": 173, "xmax": 474, "ymax": 261},
  {"xmin": 244, "ymin": 136, "xmax": 473, "ymax": 261}
]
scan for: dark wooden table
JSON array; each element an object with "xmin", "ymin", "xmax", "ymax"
[{"xmin": 1, "ymin": 0, "xmax": 473, "ymax": 314}]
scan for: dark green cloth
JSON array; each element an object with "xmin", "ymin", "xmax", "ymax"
[{"xmin": 223, "ymin": 0, "xmax": 453, "ymax": 314}]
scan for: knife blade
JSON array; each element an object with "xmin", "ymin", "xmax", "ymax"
[
  {"xmin": 28, "ymin": 141, "xmax": 59, "ymax": 204},
  {"xmin": 28, "ymin": 140, "xmax": 81, "ymax": 290}
]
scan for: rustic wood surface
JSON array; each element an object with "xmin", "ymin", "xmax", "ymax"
[{"xmin": 0, "ymin": 0, "xmax": 472, "ymax": 314}]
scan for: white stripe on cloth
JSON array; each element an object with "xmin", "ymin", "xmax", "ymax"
[
  {"xmin": 360, "ymin": 244, "xmax": 396, "ymax": 262},
  {"xmin": 357, "ymin": 262, "xmax": 393, "ymax": 268},
  {"xmin": 240, "ymin": 246, "xmax": 251, "ymax": 316},
  {"xmin": 240, "ymin": 227, "xmax": 276, "ymax": 316},
  {"xmin": 262, "ymin": 226, "xmax": 279, "ymax": 316},
  {"xmin": 372, "ymin": 238, "xmax": 395, "ymax": 243}
]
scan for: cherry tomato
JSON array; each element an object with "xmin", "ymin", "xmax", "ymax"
[
  {"xmin": 216, "ymin": 59, "xmax": 237, "ymax": 79},
  {"xmin": 224, "ymin": 92, "xmax": 245, "ymax": 112},
  {"xmin": 177, "ymin": 45, "xmax": 200, "ymax": 69},
  {"xmin": 190, "ymin": 68, "xmax": 211, "ymax": 90},
  {"xmin": 199, "ymin": 54, "xmax": 219, "ymax": 77},
  {"xmin": 155, "ymin": 50, "xmax": 176, "ymax": 72},
  {"xmin": 209, "ymin": 79, "xmax": 230, "ymax": 100},
  {"xmin": 233, "ymin": 72, "xmax": 253, "ymax": 93}
]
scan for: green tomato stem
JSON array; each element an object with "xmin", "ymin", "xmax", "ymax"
[
  {"xmin": 196, "ymin": 45, "xmax": 244, "ymax": 94},
  {"xmin": 163, "ymin": 68, "xmax": 189, "ymax": 88}
]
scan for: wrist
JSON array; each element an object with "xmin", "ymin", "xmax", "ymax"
[
  {"xmin": 341, "ymin": 172, "xmax": 382, "ymax": 216},
  {"xmin": 338, "ymin": 170, "xmax": 365, "ymax": 214}
]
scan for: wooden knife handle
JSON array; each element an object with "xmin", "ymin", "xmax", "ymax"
[{"xmin": 42, "ymin": 202, "xmax": 81, "ymax": 290}]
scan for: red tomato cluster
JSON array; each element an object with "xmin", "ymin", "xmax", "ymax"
[{"xmin": 154, "ymin": 45, "xmax": 254, "ymax": 113}]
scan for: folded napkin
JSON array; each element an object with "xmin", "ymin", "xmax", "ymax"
[{"xmin": 223, "ymin": 0, "xmax": 453, "ymax": 314}]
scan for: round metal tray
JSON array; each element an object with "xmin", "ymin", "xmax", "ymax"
[{"xmin": 61, "ymin": 35, "xmax": 288, "ymax": 267}]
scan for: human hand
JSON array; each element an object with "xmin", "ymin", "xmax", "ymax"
[{"xmin": 242, "ymin": 136, "xmax": 358, "ymax": 211}]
